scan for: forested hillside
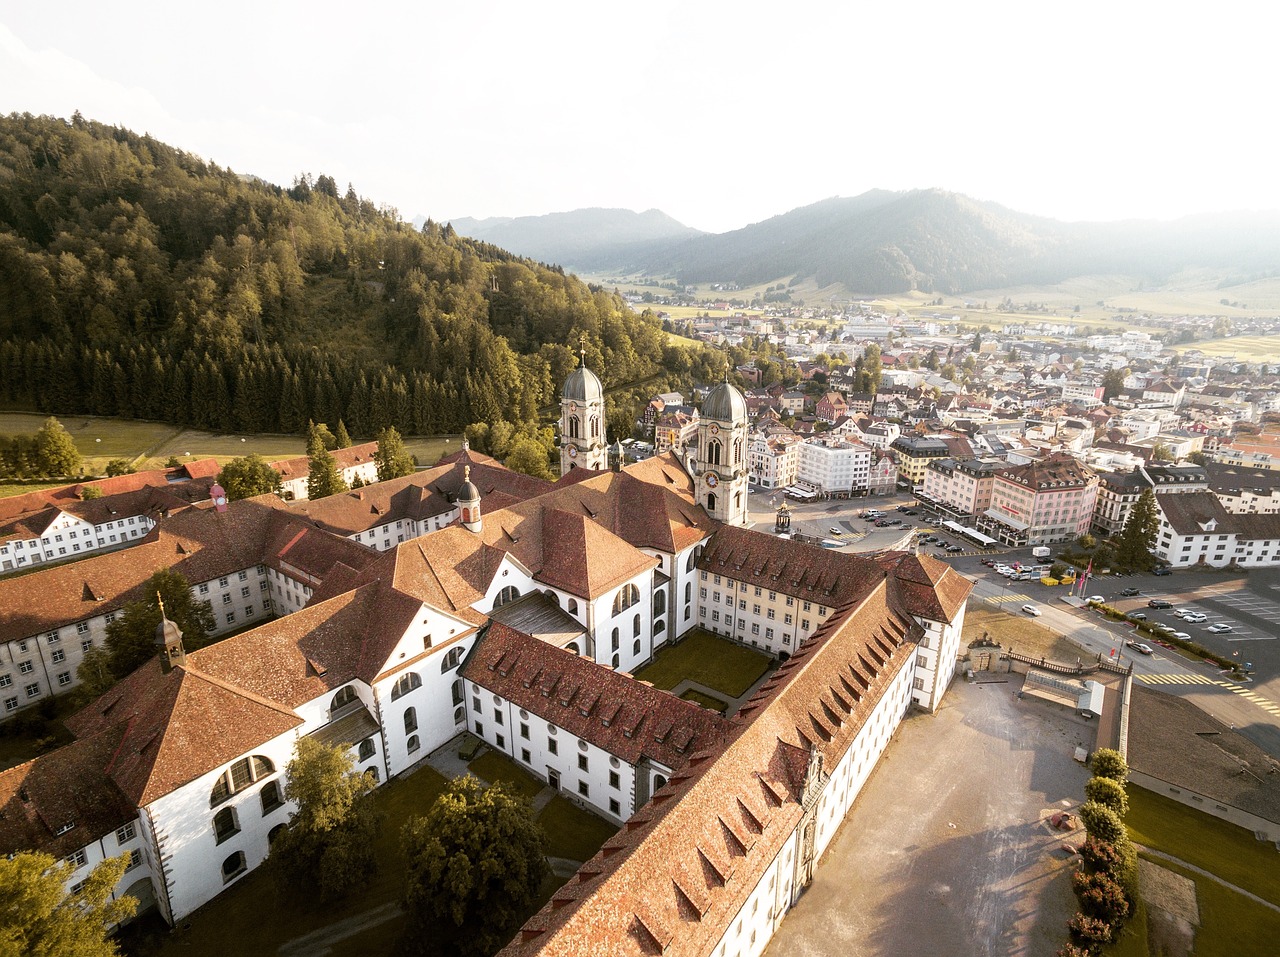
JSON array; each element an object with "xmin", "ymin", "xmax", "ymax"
[{"xmin": 0, "ymin": 113, "xmax": 721, "ymax": 438}]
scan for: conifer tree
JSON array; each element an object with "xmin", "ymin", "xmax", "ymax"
[
  {"xmin": 1115, "ymin": 489, "xmax": 1159, "ymax": 571},
  {"xmin": 334, "ymin": 420, "xmax": 352, "ymax": 449},
  {"xmin": 374, "ymin": 426, "xmax": 414, "ymax": 481},
  {"xmin": 307, "ymin": 442, "xmax": 348, "ymax": 500}
]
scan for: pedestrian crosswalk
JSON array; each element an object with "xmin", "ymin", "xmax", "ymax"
[
  {"xmin": 1135, "ymin": 673, "xmax": 1280, "ymax": 716},
  {"xmin": 987, "ymin": 593, "xmax": 1032, "ymax": 605}
]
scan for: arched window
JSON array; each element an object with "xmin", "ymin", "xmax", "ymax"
[
  {"xmin": 213, "ymin": 807, "xmax": 239, "ymax": 845},
  {"xmin": 453, "ymin": 706, "xmax": 465, "ymax": 725},
  {"xmin": 707, "ymin": 440, "xmax": 722, "ymax": 465},
  {"xmin": 684, "ymin": 582, "xmax": 691, "ymax": 604},
  {"xmin": 330, "ymin": 686, "xmax": 358, "ymax": 715},
  {"xmin": 260, "ymin": 781, "xmax": 283, "ymax": 815},
  {"xmin": 735, "ymin": 490, "xmax": 742, "ymax": 512},
  {"xmin": 268, "ymin": 823, "xmax": 288, "ymax": 844},
  {"xmin": 367, "ymin": 766, "xmax": 380, "ymax": 783},
  {"xmin": 591, "ymin": 416, "xmax": 600, "ymax": 438},
  {"xmin": 568, "ymin": 415, "xmax": 580, "ymax": 439},
  {"xmin": 611, "ymin": 654, "xmax": 620, "ymax": 668},
  {"xmin": 494, "ymin": 585, "xmax": 521, "ymax": 608},
  {"xmin": 566, "ymin": 641, "xmax": 580, "ymax": 655},
  {"xmin": 685, "ymin": 550, "xmax": 696, "ymax": 572},
  {"xmin": 391, "ymin": 672, "xmax": 421, "ymax": 701},
  {"xmin": 358, "ymin": 738, "xmax": 376, "ymax": 761},
  {"xmin": 611, "ymin": 628, "xmax": 619, "ymax": 652},
  {"xmin": 441, "ymin": 647, "xmax": 465, "ymax": 673},
  {"xmin": 653, "ymin": 590, "xmax": 666, "ymax": 616},
  {"xmin": 404, "ymin": 707, "xmax": 418, "ymax": 734},
  {"xmin": 707, "ymin": 492, "xmax": 717, "ymax": 512},
  {"xmin": 633, "ymin": 614, "xmax": 641, "ymax": 637},
  {"xmin": 567, "ymin": 598, "xmax": 579, "ymax": 615},
  {"xmin": 210, "ymin": 756, "xmax": 275, "ymax": 807},
  {"xmin": 407, "ymin": 735, "xmax": 420, "ymax": 754},
  {"xmin": 655, "ymin": 620, "xmax": 666, "ymax": 635},
  {"xmin": 734, "ymin": 437, "xmax": 743, "ymax": 464},
  {"xmin": 633, "ymin": 639, "xmax": 641, "ymax": 656},
  {"xmin": 544, "ymin": 590, "xmax": 560, "ymax": 606},
  {"xmin": 451, "ymin": 678, "xmax": 463, "ymax": 705},
  {"xmin": 221, "ymin": 851, "xmax": 246, "ymax": 883},
  {"xmin": 654, "ymin": 774, "xmax": 668, "ymax": 793},
  {"xmin": 612, "ymin": 584, "xmax": 639, "ymax": 616}
]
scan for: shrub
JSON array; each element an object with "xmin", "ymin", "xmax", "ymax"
[
  {"xmin": 1089, "ymin": 749, "xmax": 1128, "ymax": 781},
  {"xmin": 1067, "ymin": 912, "xmax": 1114, "ymax": 947},
  {"xmin": 1079, "ymin": 801, "xmax": 1127, "ymax": 846},
  {"xmin": 1084, "ymin": 776, "xmax": 1129, "ymax": 817},
  {"xmin": 1073, "ymin": 870, "xmax": 1130, "ymax": 924}
]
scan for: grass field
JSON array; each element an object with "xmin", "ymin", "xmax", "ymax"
[
  {"xmin": 1171, "ymin": 334, "xmax": 1280, "ymax": 359},
  {"xmin": 679, "ymin": 688, "xmax": 729, "ymax": 713},
  {"xmin": 0, "ymin": 411, "xmax": 462, "ymax": 476},
  {"xmin": 1138, "ymin": 856, "xmax": 1280, "ymax": 957},
  {"xmin": 962, "ymin": 607, "xmax": 1085, "ymax": 664},
  {"xmin": 1125, "ymin": 785, "xmax": 1280, "ymax": 907},
  {"xmin": 468, "ymin": 749, "xmax": 544, "ymax": 800},
  {"xmin": 633, "ymin": 629, "xmax": 771, "ymax": 699}
]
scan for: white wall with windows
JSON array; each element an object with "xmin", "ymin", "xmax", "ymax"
[{"xmin": 0, "ymin": 510, "xmax": 156, "ymax": 572}]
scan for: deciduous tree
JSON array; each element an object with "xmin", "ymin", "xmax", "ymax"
[
  {"xmin": 1089, "ymin": 749, "xmax": 1129, "ymax": 782},
  {"xmin": 401, "ymin": 776, "xmax": 547, "ymax": 957},
  {"xmin": 217, "ymin": 453, "xmax": 283, "ymax": 501},
  {"xmin": 105, "ymin": 569, "xmax": 216, "ymax": 677},
  {"xmin": 0, "ymin": 851, "xmax": 136, "ymax": 957},
  {"xmin": 271, "ymin": 737, "xmax": 379, "ymax": 904},
  {"xmin": 504, "ymin": 436, "xmax": 554, "ymax": 481},
  {"xmin": 34, "ymin": 416, "xmax": 81, "ymax": 477}
]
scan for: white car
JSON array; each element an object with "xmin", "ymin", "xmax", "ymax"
[
  {"xmin": 1171, "ymin": 631, "xmax": 1192, "ymax": 641},
  {"xmin": 1207, "ymin": 623, "xmax": 1234, "ymax": 634},
  {"xmin": 1021, "ymin": 604, "xmax": 1042, "ymax": 617},
  {"xmin": 1182, "ymin": 613, "xmax": 1207, "ymax": 623},
  {"xmin": 1171, "ymin": 608, "xmax": 1195, "ymax": 618},
  {"xmin": 1086, "ymin": 595, "xmax": 1105, "ymax": 604}
]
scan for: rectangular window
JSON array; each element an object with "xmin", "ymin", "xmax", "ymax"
[
  {"xmin": 0, "ymin": 675, "xmax": 9, "ymax": 687},
  {"xmin": 225, "ymin": 613, "xmax": 235, "ymax": 625},
  {"xmin": 577, "ymin": 781, "xmax": 589, "ymax": 797},
  {"xmin": 917, "ymin": 654, "xmax": 929, "ymax": 668},
  {"xmin": 116, "ymin": 823, "xmax": 137, "ymax": 844},
  {"xmin": 51, "ymin": 650, "xmax": 65, "ymax": 663},
  {"xmin": 3, "ymin": 697, "xmax": 16, "ymax": 712},
  {"xmin": 767, "ymin": 609, "xmax": 775, "ymax": 620},
  {"xmin": 241, "ymin": 586, "xmax": 251, "ymax": 598},
  {"xmin": 75, "ymin": 622, "xmax": 89, "ymax": 635},
  {"xmin": 65, "ymin": 849, "xmax": 87, "ymax": 868},
  {"xmin": 25, "ymin": 683, "xmax": 40, "ymax": 698},
  {"xmin": 474, "ymin": 721, "xmax": 484, "ymax": 736},
  {"xmin": 765, "ymin": 627, "xmax": 774, "ymax": 639},
  {"xmin": 609, "ymin": 770, "xmax": 620, "ymax": 789},
  {"xmin": 609, "ymin": 798, "xmax": 621, "ymax": 815},
  {"xmin": 784, "ymin": 614, "xmax": 792, "ymax": 625},
  {"xmin": 495, "ymin": 733, "xmax": 505, "ymax": 748},
  {"xmin": 548, "ymin": 738, "xmax": 558, "ymax": 755},
  {"xmin": 521, "ymin": 748, "xmax": 531, "ymax": 764},
  {"xmin": 218, "ymin": 577, "xmax": 229, "ymax": 587},
  {"xmin": 81, "ymin": 639, "xmax": 92, "ymax": 652},
  {"xmin": 520, "ymin": 723, "xmax": 529, "ymax": 740},
  {"xmin": 199, "ymin": 583, "xmax": 210, "ymax": 594},
  {"xmin": 57, "ymin": 672, "xmax": 71, "ymax": 687},
  {"xmin": 47, "ymin": 631, "xmax": 60, "ymax": 643},
  {"xmin": 494, "ymin": 709, "xmax": 504, "ymax": 726},
  {"xmin": 578, "ymin": 754, "xmax": 589, "ymax": 772},
  {"xmin": 238, "ymin": 570, "xmax": 248, "ymax": 581},
  {"xmin": 125, "ymin": 848, "xmax": 142, "ymax": 871}
]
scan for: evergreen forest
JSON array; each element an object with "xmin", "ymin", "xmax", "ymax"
[{"xmin": 0, "ymin": 113, "xmax": 724, "ymax": 439}]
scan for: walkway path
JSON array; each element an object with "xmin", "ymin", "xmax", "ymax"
[
  {"xmin": 669, "ymin": 663, "xmax": 777, "ymax": 718},
  {"xmin": 1134, "ymin": 844, "xmax": 1280, "ymax": 915}
]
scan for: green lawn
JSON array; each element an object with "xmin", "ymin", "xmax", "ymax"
[
  {"xmin": 1126, "ymin": 785, "xmax": 1280, "ymax": 907},
  {"xmin": 469, "ymin": 749, "xmax": 544, "ymax": 800},
  {"xmin": 536, "ymin": 795, "xmax": 617, "ymax": 864},
  {"xmin": 1139, "ymin": 855, "xmax": 1280, "ymax": 957},
  {"xmin": 0, "ymin": 481, "xmax": 67, "ymax": 499},
  {"xmin": 633, "ymin": 629, "xmax": 771, "ymax": 699},
  {"xmin": 679, "ymin": 688, "xmax": 729, "ymax": 713},
  {"xmin": 1104, "ymin": 894, "xmax": 1149, "ymax": 957}
]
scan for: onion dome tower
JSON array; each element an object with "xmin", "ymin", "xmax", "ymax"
[
  {"xmin": 692, "ymin": 379, "xmax": 749, "ymax": 526},
  {"xmin": 560, "ymin": 341, "xmax": 607, "ymax": 476}
]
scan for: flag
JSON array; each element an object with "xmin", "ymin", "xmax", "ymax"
[{"xmin": 1079, "ymin": 558, "xmax": 1093, "ymax": 596}]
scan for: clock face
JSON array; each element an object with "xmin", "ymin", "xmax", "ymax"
[
  {"xmin": 706, "ymin": 472, "xmax": 718, "ymax": 488},
  {"xmin": 568, "ymin": 446, "xmax": 578, "ymax": 458},
  {"xmin": 709, "ymin": 422, "xmax": 720, "ymax": 435},
  {"xmin": 569, "ymin": 402, "xmax": 578, "ymax": 412}
]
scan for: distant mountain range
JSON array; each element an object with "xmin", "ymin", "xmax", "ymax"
[
  {"xmin": 440, "ymin": 208, "xmax": 704, "ymax": 268},
  {"xmin": 440, "ymin": 190, "xmax": 1280, "ymax": 295}
]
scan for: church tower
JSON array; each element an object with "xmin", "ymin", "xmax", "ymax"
[
  {"xmin": 155, "ymin": 597, "xmax": 186, "ymax": 674},
  {"xmin": 691, "ymin": 380, "xmax": 749, "ymax": 526},
  {"xmin": 458, "ymin": 466, "xmax": 483, "ymax": 534},
  {"xmin": 559, "ymin": 343, "xmax": 607, "ymax": 476}
]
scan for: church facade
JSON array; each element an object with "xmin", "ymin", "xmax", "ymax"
[{"xmin": 0, "ymin": 368, "xmax": 971, "ymax": 954}]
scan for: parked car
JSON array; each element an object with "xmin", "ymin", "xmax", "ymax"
[
  {"xmin": 1171, "ymin": 631, "xmax": 1192, "ymax": 641},
  {"xmin": 1120, "ymin": 587, "xmax": 1140, "ymax": 597},
  {"xmin": 1128, "ymin": 612, "xmax": 1148, "ymax": 621},
  {"xmin": 1153, "ymin": 566, "xmax": 1172, "ymax": 576},
  {"xmin": 946, "ymin": 545, "xmax": 963, "ymax": 553},
  {"xmin": 982, "ymin": 558, "xmax": 996, "ymax": 567},
  {"xmin": 1021, "ymin": 604, "xmax": 1042, "ymax": 617},
  {"xmin": 1207, "ymin": 623, "xmax": 1234, "ymax": 634},
  {"xmin": 1171, "ymin": 608, "xmax": 1196, "ymax": 619},
  {"xmin": 1086, "ymin": 595, "xmax": 1104, "ymax": 604},
  {"xmin": 904, "ymin": 509, "xmax": 917, "ymax": 515},
  {"xmin": 1154, "ymin": 624, "xmax": 1176, "ymax": 634},
  {"xmin": 829, "ymin": 527, "xmax": 843, "ymax": 536},
  {"xmin": 1182, "ymin": 612, "xmax": 1207, "ymax": 623},
  {"xmin": 1148, "ymin": 599, "xmax": 1173, "ymax": 609}
]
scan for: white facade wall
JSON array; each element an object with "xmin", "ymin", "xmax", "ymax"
[
  {"xmin": 908, "ymin": 608, "xmax": 966, "ymax": 712},
  {"xmin": 1, "ymin": 565, "xmax": 274, "ymax": 721},
  {"xmin": 0, "ymin": 511, "xmax": 155, "ymax": 572},
  {"xmin": 56, "ymin": 817, "xmax": 154, "ymax": 923},
  {"xmin": 797, "ymin": 442, "xmax": 870, "ymax": 495},
  {"xmin": 698, "ymin": 570, "xmax": 834, "ymax": 658}
]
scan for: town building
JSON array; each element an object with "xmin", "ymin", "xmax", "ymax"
[
  {"xmin": 272, "ymin": 442, "xmax": 380, "ymax": 501},
  {"xmin": 919, "ymin": 458, "xmax": 999, "ymax": 525},
  {"xmin": 888, "ymin": 436, "xmax": 951, "ymax": 489},
  {"xmin": 796, "ymin": 438, "xmax": 871, "ymax": 496},
  {"xmin": 978, "ymin": 453, "xmax": 1099, "ymax": 547}
]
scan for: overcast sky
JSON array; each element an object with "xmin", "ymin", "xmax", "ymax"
[{"xmin": 2, "ymin": 2, "xmax": 1274, "ymax": 234}]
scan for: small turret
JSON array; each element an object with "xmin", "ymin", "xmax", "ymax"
[
  {"xmin": 609, "ymin": 439, "xmax": 624, "ymax": 473},
  {"xmin": 155, "ymin": 595, "xmax": 186, "ymax": 674},
  {"xmin": 458, "ymin": 466, "xmax": 482, "ymax": 533},
  {"xmin": 210, "ymin": 483, "xmax": 228, "ymax": 512}
]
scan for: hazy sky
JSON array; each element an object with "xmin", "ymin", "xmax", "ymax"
[{"xmin": 2, "ymin": 2, "xmax": 1274, "ymax": 234}]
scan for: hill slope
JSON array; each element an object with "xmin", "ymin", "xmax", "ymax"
[{"xmin": 0, "ymin": 113, "xmax": 721, "ymax": 439}]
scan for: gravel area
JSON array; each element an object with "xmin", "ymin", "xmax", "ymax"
[{"xmin": 765, "ymin": 677, "xmax": 1093, "ymax": 957}]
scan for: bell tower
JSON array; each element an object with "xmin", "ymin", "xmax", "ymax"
[
  {"xmin": 693, "ymin": 379, "xmax": 749, "ymax": 526},
  {"xmin": 559, "ymin": 340, "xmax": 608, "ymax": 476}
]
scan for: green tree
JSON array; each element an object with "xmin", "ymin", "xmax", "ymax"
[
  {"xmin": 1079, "ymin": 801, "xmax": 1126, "ymax": 846},
  {"xmin": 504, "ymin": 436, "xmax": 554, "ymax": 481},
  {"xmin": 1089, "ymin": 749, "xmax": 1129, "ymax": 782},
  {"xmin": 103, "ymin": 458, "xmax": 135, "ymax": 477},
  {"xmin": 0, "ymin": 851, "xmax": 136, "ymax": 957},
  {"xmin": 307, "ymin": 444, "xmax": 348, "ymax": 500},
  {"xmin": 75, "ymin": 646, "xmax": 116, "ymax": 701},
  {"xmin": 218, "ymin": 453, "xmax": 283, "ymax": 501},
  {"xmin": 334, "ymin": 420, "xmax": 352, "ymax": 449},
  {"xmin": 1084, "ymin": 776, "xmax": 1129, "ymax": 817},
  {"xmin": 307, "ymin": 421, "xmax": 338, "ymax": 452},
  {"xmin": 105, "ymin": 569, "xmax": 216, "ymax": 677},
  {"xmin": 1073, "ymin": 870, "xmax": 1130, "ymax": 925},
  {"xmin": 1150, "ymin": 441, "xmax": 1173, "ymax": 463},
  {"xmin": 374, "ymin": 426, "xmax": 415, "ymax": 482},
  {"xmin": 401, "ymin": 776, "xmax": 547, "ymax": 957},
  {"xmin": 271, "ymin": 737, "xmax": 379, "ymax": 904},
  {"xmin": 1114, "ymin": 488, "xmax": 1159, "ymax": 572},
  {"xmin": 1100, "ymin": 368, "xmax": 1127, "ymax": 404},
  {"xmin": 80, "ymin": 486, "xmax": 103, "ymax": 500},
  {"xmin": 34, "ymin": 417, "xmax": 81, "ymax": 477}
]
